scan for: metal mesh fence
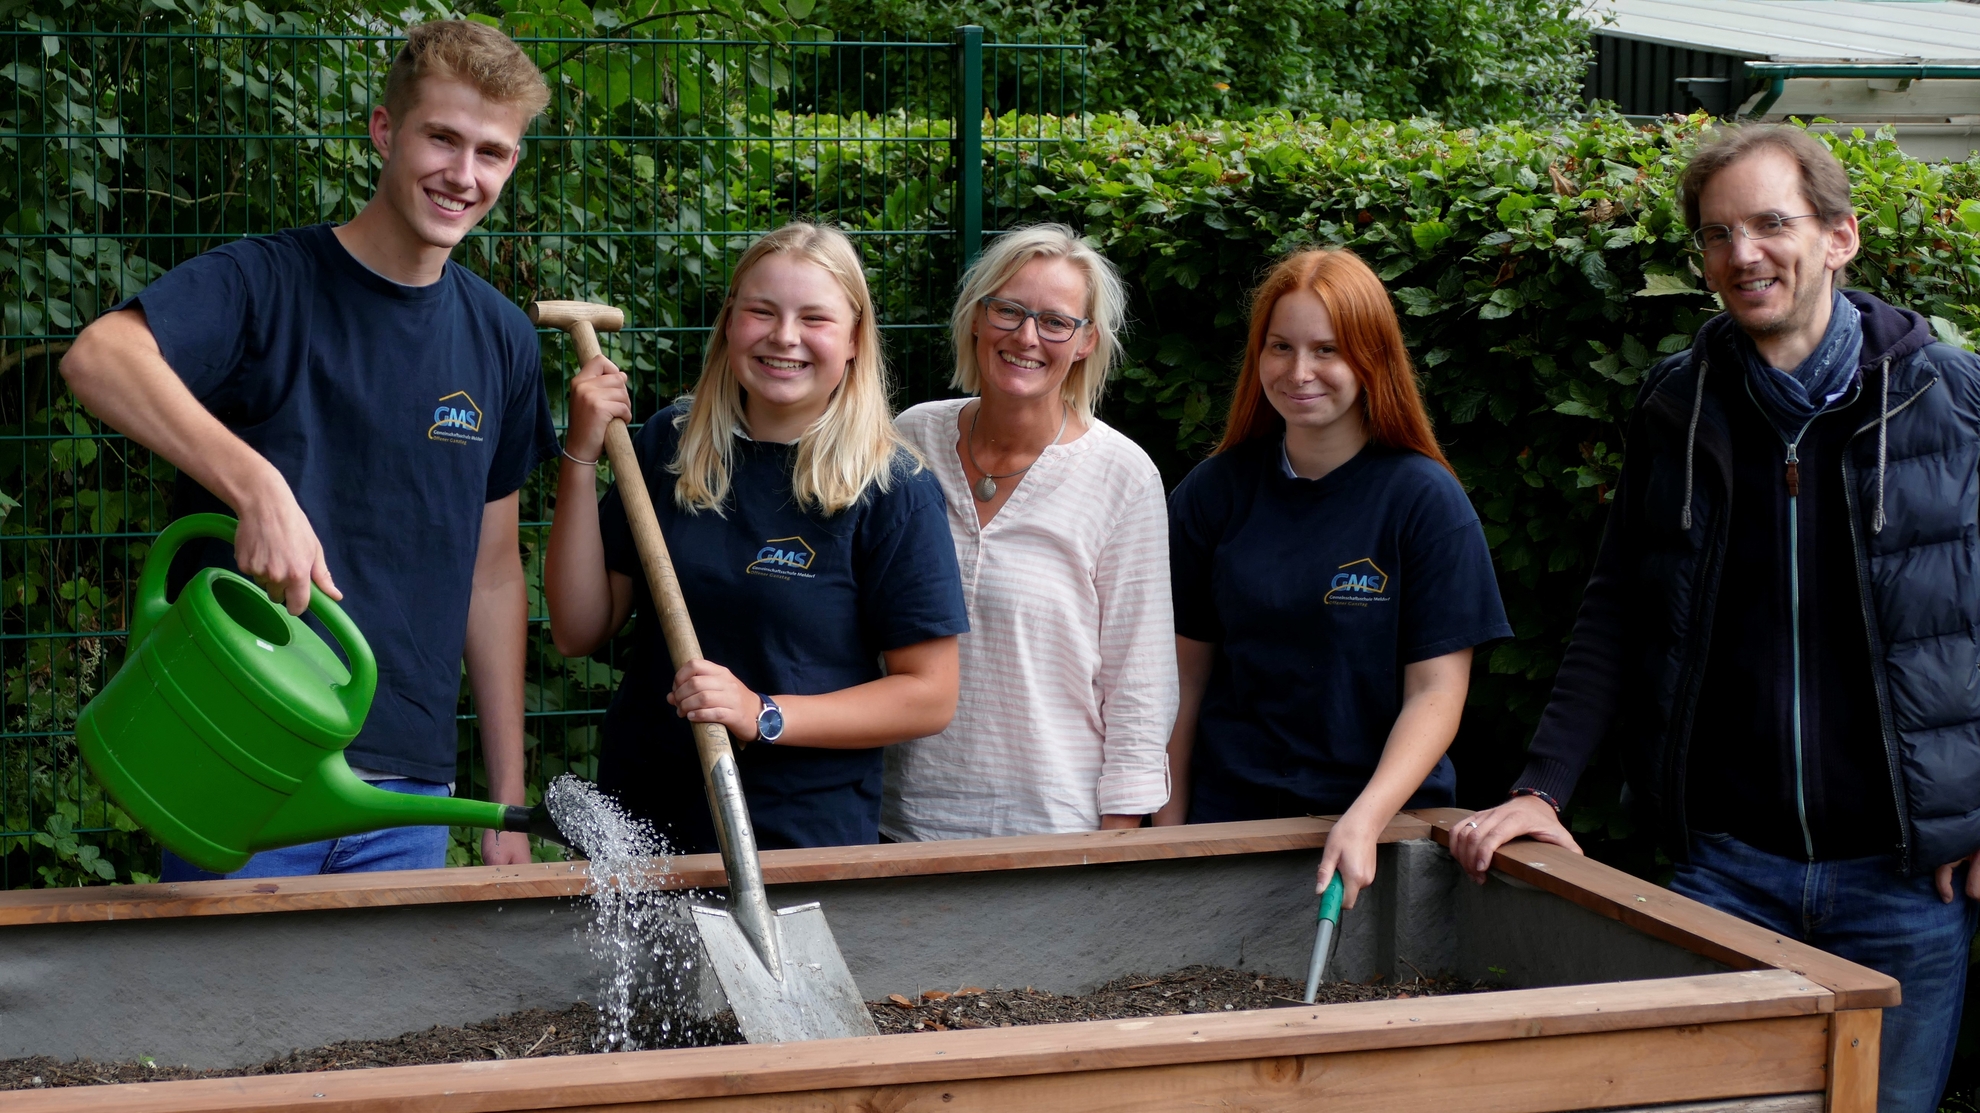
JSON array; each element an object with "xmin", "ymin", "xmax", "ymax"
[{"xmin": 0, "ymin": 25, "xmax": 1083, "ymax": 886}]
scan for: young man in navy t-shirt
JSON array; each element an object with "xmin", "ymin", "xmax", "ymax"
[{"xmin": 62, "ymin": 22, "xmax": 559, "ymax": 876}]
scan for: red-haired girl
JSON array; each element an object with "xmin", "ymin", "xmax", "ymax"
[{"xmin": 1154, "ymin": 248, "xmax": 1510, "ymax": 909}]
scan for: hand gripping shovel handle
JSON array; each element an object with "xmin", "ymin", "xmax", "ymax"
[
  {"xmin": 1302, "ymin": 872, "xmax": 1345, "ymax": 1004},
  {"xmin": 582, "ymin": 319, "xmax": 782, "ymax": 979}
]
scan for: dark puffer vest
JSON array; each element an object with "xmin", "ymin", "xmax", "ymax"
[{"xmin": 1517, "ymin": 290, "xmax": 1980, "ymax": 874}]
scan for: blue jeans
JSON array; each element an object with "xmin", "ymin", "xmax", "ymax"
[
  {"xmin": 158, "ymin": 778, "xmax": 453, "ymax": 881},
  {"xmin": 1672, "ymin": 832, "xmax": 1979, "ymax": 1113}
]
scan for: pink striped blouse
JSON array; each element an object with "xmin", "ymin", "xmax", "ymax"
[{"xmin": 882, "ymin": 398, "xmax": 1178, "ymax": 840}]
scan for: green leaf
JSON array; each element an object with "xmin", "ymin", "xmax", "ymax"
[
  {"xmin": 1636, "ymin": 272, "xmax": 1703, "ymax": 297},
  {"xmin": 1409, "ymin": 220, "xmax": 1451, "ymax": 252},
  {"xmin": 1930, "ymin": 315, "xmax": 1974, "ymax": 352},
  {"xmin": 1620, "ymin": 334, "xmax": 1650, "ymax": 369},
  {"xmin": 1496, "ymin": 193, "xmax": 1537, "ymax": 224}
]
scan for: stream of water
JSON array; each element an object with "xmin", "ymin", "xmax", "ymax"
[{"xmin": 543, "ymin": 774, "xmax": 713, "ymax": 1050}]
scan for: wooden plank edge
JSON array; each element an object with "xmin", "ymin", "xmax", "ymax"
[
  {"xmin": 1826, "ymin": 1009, "xmax": 1882, "ymax": 1113},
  {"xmin": 0, "ymin": 815, "xmax": 1434, "ymax": 926},
  {"xmin": 0, "ymin": 969, "xmax": 1831, "ymax": 1113},
  {"xmin": 1412, "ymin": 809, "xmax": 1901, "ymax": 1010}
]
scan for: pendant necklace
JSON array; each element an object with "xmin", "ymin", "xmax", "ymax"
[{"xmin": 967, "ymin": 401, "xmax": 1067, "ymax": 502}]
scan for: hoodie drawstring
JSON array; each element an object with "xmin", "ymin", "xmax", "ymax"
[
  {"xmin": 1681, "ymin": 357, "xmax": 1708, "ymax": 530},
  {"xmin": 1875, "ymin": 355, "xmax": 1891, "ymax": 534}
]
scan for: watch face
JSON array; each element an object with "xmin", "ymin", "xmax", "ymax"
[{"xmin": 759, "ymin": 703, "xmax": 785, "ymax": 742}]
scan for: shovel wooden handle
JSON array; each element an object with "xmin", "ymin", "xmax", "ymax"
[
  {"xmin": 557, "ymin": 312, "xmax": 739, "ymax": 773},
  {"xmin": 598, "ymin": 416, "xmax": 739, "ymax": 773}
]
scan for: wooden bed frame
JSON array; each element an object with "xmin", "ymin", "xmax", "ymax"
[{"xmin": 0, "ymin": 809, "xmax": 1895, "ymax": 1113}]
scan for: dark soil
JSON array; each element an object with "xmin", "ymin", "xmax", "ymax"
[
  {"xmin": 868, "ymin": 965, "xmax": 1491, "ymax": 1034},
  {"xmin": 0, "ymin": 966, "xmax": 1492, "ymax": 1090}
]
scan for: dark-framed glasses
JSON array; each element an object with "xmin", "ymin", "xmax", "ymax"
[
  {"xmin": 978, "ymin": 295, "xmax": 1088, "ymax": 343},
  {"xmin": 1691, "ymin": 212, "xmax": 1820, "ymax": 252}
]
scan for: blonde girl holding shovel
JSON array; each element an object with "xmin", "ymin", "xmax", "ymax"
[
  {"xmin": 1155, "ymin": 248, "xmax": 1511, "ymax": 912},
  {"xmin": 544, "ymin": 222, "xmax": 968, "ymax": 851}
]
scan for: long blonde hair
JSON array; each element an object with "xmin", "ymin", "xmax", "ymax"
[
  {"xmin": 671, "ymin": 222, "xmax": 911, "ymax": 516},
  {"xmin": 948, "ymin": 224, "xmax": 1128, "ymax": 422}
]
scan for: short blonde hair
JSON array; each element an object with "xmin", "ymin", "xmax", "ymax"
[
  {"xmin": 948, "ymin": 224, "xmax": 1128, "ymax": 421},
  {"xmin": 672, "ymin": 222, "xmax": 912, "ymax": 516},
  {"xmin": 384, "ymin": 20, "xmax": 551, "ymax": 121}
]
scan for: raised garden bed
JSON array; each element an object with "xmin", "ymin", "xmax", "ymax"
[
  {"xmin": 0, "ymin": 966, "xmax": 1499, "ymax": 1088},
  {"xmin": 0, "ymin": 810, "xmax": 1894, "ymax": 1112}
]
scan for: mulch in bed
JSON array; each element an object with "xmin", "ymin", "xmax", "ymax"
[
  {"xmin": 868, "ymin": 965, "xmax": 1490, "ymax": 1033},
  {"xmin": 0, "ymin": 965, "xmax": 1493, "ymax": 1090}
]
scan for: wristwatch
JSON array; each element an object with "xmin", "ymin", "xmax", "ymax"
[{"xmin": 755, "ymin": 692, "xmax": 785, "ymax": 744}]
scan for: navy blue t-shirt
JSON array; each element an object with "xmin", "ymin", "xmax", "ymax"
[
  {"xmin": 1169, "ymin": 439, "xmax": 1511, "ymax": 821},
  {"xmin": 595, "ymin": 404, "xmax": 968, "ymax": 851},
  {"xmin": 123, "ymin": 224, "xmax": 559, "ymax": 783}
]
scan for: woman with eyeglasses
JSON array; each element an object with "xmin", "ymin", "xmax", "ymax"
[{"xmin": 882, "ymin": 224, "xmax": 1178, "ymax": 840}]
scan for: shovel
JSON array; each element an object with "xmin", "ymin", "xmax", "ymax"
[{"xmin": 530, "ymin": 300, "xmax": 878, "ymax": 1044}]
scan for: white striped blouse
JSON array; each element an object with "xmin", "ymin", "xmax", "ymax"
[{"xmin": 881, "ymin": 398, "xmax": 1178, "ymax": 840}]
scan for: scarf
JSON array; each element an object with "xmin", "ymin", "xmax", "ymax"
[{"xmin": 1736, "ymin": 288, "xmax": 1863, "ymax": 444}]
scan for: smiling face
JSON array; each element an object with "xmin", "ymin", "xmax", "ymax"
[
  {"xmin": 726, "ymin": 252, "xmax": 860, "ymax": 432},
  {"xmin": 1258, "ymin": 287, "xmax": 1364, "ymax": 441},
  {"xmin": 369, "ymin": 77, "xmax": 527, "ymax": 254},
  {"xmin": 1696, "ymin": 147, "xmax": 1859, "ymax": 352},
  {"xmin": 973, "ymin": 257, "xmax": 1097, "ymax": 406}
]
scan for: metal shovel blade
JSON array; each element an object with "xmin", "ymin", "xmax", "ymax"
[{"xmin": 692, "ymin": 902, "xmax": 879, "ymax": 1043}]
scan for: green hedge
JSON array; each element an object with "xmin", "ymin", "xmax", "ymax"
[
  {"xmin": 13, "ymin": 76, "xmax": 1980, "ymax": 884},
  {"xmin": 1000, "ymin": 111, "xmax": 1980, "ymax": 865},
  {"xmin": 813, "ymin": 0, "xmax": 1592, "ymax": 125}
]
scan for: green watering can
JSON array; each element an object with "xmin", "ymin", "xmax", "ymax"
[{"xmin": 77, "ymin": 513, "xmax": 560, "ymax": 875}]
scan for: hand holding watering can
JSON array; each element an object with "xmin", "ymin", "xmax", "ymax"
[{"xmin": 76, "ymin": 514, "xmax": 559, "ymax": 874}]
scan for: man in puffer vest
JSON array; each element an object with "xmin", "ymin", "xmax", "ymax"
[{"xmin": 1452, "ymin": 124, "xmax": 1980, "ymax": 1111}]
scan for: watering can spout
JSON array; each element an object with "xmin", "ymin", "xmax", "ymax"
[
  {"xmin": 252, "ymin": 758, "xmax": 546, "ymax": 853},
  {"xmin": 503, "ymin": 803, "xmax": 570, "ymax": 847}
]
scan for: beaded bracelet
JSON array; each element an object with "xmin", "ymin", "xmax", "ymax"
[{"xmin": 1508, "ymin": 787, "xmax": 1562, "ymax": 813}]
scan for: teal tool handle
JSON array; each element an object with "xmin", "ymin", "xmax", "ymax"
[
  {"xmin": 130, "ymin": 513, "xmax": 377, "ymax": 718},
  {"xmin": 1302, "ymin": 874, "xmax": 1345, "ymax": 1004},
  {"xmin": 1316, "ymin": 871, "xmax": 1344, "ymax": 924}
]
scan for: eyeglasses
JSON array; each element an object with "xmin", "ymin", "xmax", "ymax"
[
  {"xmin": 978, "ymin": 295, "xmax": 1088, "ymax": 343},
  {"xmin": 1691, "ymin": 212, "xmax": 1820, "ymax": 252}
]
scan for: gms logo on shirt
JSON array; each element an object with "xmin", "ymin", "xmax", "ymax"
[
  {"xmin": 1324, "ymin": 557, "xmax": 1391, "ymax": 606},
  {"xmin": 429, "ymin": 391, "xmax": 485, "ymax": 445},
  {"xmin": 747, "ymin": 536, "xmax": 817, "ymax": 580}
]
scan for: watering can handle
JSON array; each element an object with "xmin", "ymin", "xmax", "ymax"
[
  {"xmin": 131, "ymin": 513, "xmax": 378, "ymax": 719},
  {"xmin": 132, "ymin": 513, "xmax": 237, "ymax": 648}
]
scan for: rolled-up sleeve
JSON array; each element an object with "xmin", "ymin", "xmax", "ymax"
[{"xmin": 1092, "ymin": 464, "xmax": 1178, "ymax": 816}]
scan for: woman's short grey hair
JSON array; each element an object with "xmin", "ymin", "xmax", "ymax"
[{"xmin": 949, "ymin": 224, "xmax": 1128, "ymax": 420}]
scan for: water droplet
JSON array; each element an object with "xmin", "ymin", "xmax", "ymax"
[{"xmin": 545, "ymin": 774, "xmax": 713, "ymax": 1052}]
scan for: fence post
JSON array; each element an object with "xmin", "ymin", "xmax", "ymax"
[{"xmin": 955, "ymin": 24, "xmax": 984, "ymax": 269}]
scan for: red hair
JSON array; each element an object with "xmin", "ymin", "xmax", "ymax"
[{"xmin": 1215, "ymin": 248, "xmax": 1452, "ymax": 475}]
